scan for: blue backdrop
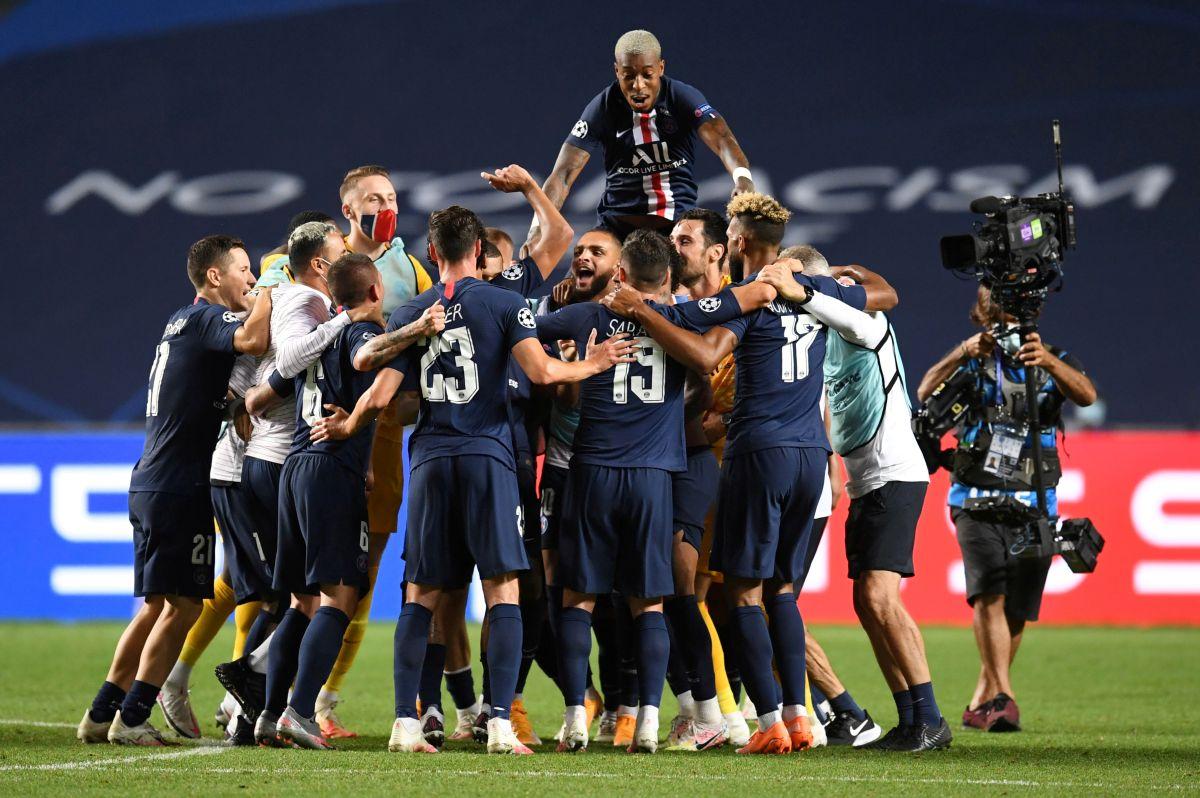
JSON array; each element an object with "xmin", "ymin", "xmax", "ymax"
[{"xmin": 1, "ymin": 1, "xmax": 1197, "ymax": 426}]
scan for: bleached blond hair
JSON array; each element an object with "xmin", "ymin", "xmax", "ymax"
[
  {"xmin": 727, "ymin": 193, "xmax": 792, "ymax": 225},
  {"xmin": 614, "ymin": 30, "xmax": 662, "ymax": 61},
  {"xmin": 780, "ymin": 244, "xmax": 831, "ymax": 276}
]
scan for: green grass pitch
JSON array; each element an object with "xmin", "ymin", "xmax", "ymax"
[{"xmin": 1, "ymin": 622, "xmax": 1197, "ymax": 796}]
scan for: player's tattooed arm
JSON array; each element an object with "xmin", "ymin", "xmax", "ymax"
[
  {"xmin": 697, "ymin": 117, "xmax": 753, "ymax": 198},
  {"xmin": 310, "ymin": 368, "xmax": 405, "ymax": 443},
  {"xmin": 232, "ymin": 286, "xmax": 273, "ymax": 355},
  {"xmin": 601, "ymin": 283, "xmax": 737, "ymax": 374},
  {"xmin": 483, "ymin": 164, "xmax": 573, "ymax": 279},
  {"xmin": 511, "ymin": 332, "xmax": 635, "ymax": 385},
  {"xmin": 529, "ymin": 143, "xmax": 590, "ymax": 248},
  {"xmin": 352, "ymin": 303, "xmax": 446, "ymax": 372}
]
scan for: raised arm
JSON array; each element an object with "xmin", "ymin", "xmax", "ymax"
[
  {"xmin": 539, "ymin": 142, "xmax": 591, "ymax": 213},
  {"xmin": 232, "ymin": 287, "xmax": 273, "ymax": 355},
  {"xmin": 309, "ymin": 367, "xmax": 405, "ymax": 443},
  {"xmin": 483, "ymin": 165, "xmax": 573, "ymax": 279},
  {"xmin": 353, "ymin": 303, "xmax": 445, "ymax": 372},
  {"xmin": 510, "ymin": 331, "xmax": 635, "ymax": 386},
  {"xmin": 697, "ymin": 117, "xmax": 753, "ymax": 197},
  {"xmin": 1017, "ymin": 333, "xmax": 1097, "ymax": 407}
]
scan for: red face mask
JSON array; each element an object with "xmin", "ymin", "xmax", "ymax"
[{"xmin": 360, "ymin": 208, "xmax": 397, "ymax": 243}]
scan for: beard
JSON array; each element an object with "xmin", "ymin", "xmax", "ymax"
[
  {"xmin": 572, "ymin": 269, "xmax": 614, "ymax": 301},
  {"xmin": 727, "ymin": 250, "xmax": 745, "ymax": 283}
]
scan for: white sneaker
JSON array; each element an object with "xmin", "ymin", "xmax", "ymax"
[
  {"xmin": 77, "ymin": 710, "xmax": 111, "ymax": 744},
  {"xmin": 593, "ymin": 710, "xmax": 618, "ymax": 743},
  {"xmin": 277, "ymin": 707, "xmax": 333, "ymax": 750},
  {"xmin": 808, "ymin": 707, "xmax": 828, "ymax": 748},
  {"xmin": 254, "ymin": 710, "xmax": 286, "ymax": 748},
  {"xmin": 450, "ymin": 703, "xmax": 479, "ymax": 741},
  {"xmin": 107, "ymin": 711, "xmax": 168, "ymax": 746},
  {"xmin": 487, "ymin": 717, "xmax": 534, "ymax": 755},
  {"xmin": 215, "ymin": 691, "xmax": 238, "ymax": 728},
  {"xmin": 157, "ymin": 683, "xmax": 200, "ymax": 739},
  {"xmin": 665, "ymin": 713, "xmax": 694, "ymax": 749},
  {"xmin": 691, "ymin": 718, "xmax": 729, "ymax": 751},
  {"xmin": 630, "ymin": 707, "xmax": 659, "ymax": 753},
  {"xmin": 556, "ymin": 707, "xmax": 588, "ymax": 752},
  {"xmin": 388, "ymin": 717, "xmax": 438, "ymax": 753},
  {"xmin": 552, "ymin": 722, "xmax": 566, "ymax": 743},
  {"xmin": 725, "ymin": 711, "xmax": 751, "ymax": 747}
]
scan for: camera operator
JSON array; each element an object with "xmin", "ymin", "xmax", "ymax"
[{"xmin": 917, "ymin": 286, "xmax": 1095, "ymax": 733}]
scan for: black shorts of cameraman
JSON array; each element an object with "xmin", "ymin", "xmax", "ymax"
[{"xmin": 953, "ymin": 508, "xmax": 1051, "ymax": 623}]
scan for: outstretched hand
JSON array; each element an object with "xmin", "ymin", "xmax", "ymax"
[{"xmin": 481, "ymin": 164, "xmax": 537, "ymax": 194}]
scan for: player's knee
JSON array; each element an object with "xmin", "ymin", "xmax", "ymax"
[
  {"xmin": 853, "ymin": 575, "xmax": 894, "ymax": 620},
  {"xmin": 163, "ymin": 595, "xmax": 204, "ymax": 625}
]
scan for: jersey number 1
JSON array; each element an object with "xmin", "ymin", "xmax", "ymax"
[
  {"xmin": 146, "ymin": 341, "xmax": 170, "ymax": 417},
  {"xmin": 612, "ymin": 336, "xmax": 665, "ymax": 404},
  {"xmin": 301, "ymin": 361, "xmax": 325, "ymax": 428},
  {"xmin": 780, "ymin": 315, "xmax": 818, "ymax": 383}
]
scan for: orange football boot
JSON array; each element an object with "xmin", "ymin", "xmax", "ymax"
[
  {"xmin": 735, "ymin": 721, "xmax": 792, "ymax": 755},
  {"xmin": 786, "ymin": 715, "xmax": 814, "ymax": 751},
  {"xmin": 612, "ymin": 714, "xmax": 637, "ymax": 747}
]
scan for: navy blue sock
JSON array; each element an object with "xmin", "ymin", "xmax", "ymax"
[
  {"xmin": 893, "ymin": 689, "xmax": 914, "ymax": 727},
  {"xmin": 516, "ymin": 595, "xmax": 544, "ymax": 695},
  {"xmin": 289, "ymin": 606, "xmax": 350, "ymax": 719},
  {"xmin": 591, "ymin": 598, "xmax": 621, "ymax": 711},
  {"xmin": 265, "ymin": 608, "xmax": 310, "ymax": 715},
  {"xmin": 89, "ymin": 680, "xmax": 126, "ymax": 724},
  {"xmin": 534, "ymin": 615, "xmax": 560, "ymax": 685},
  {"xmin": 118, "ymin": 679, "xmax": 160, "ymax": 727},
  {"xmin": 613, "ymin": 598, "xmax": 640, "ymax": 707},
  {"xmin": 485, "ymin": 604, "xmax": 523, "ymax": 720},
  {"xmin": 635, "ymin": 611, "xmax": 670, "ymax": 708},
  {"xmin": 732, "ymin": 605, "xmax": 779, "ymax": 718},
  {"xmin": 810, "ymin": 682, "xmax": 830, "ymax": 723},
  {"xmin": 557, "ymin": 607, "xmax": 592, "ymax": 706},
  {"xmin": 909, "ymin": 681, "xmax": 942, "ymax": 726},
  {"xmin": 663, "ymin": 610, "xmax": 692, "ymax": 697},
  {"xmin": 765, "ymin": 593, "xmax": 807, "ymax": 708},
  {"xmin": 716, "ymin": 617, "xmax": 743, "ymax": 703},
  {"xmin": 418, "ymin": 643, "xmax": 446, "ymax": 713},
  {"xmin": 665, "ymin": 595, "xmax": 716, "ymax": 702},
  {"xmin": 830, "ymin": 690, "xmax": 866, "ymax": 723},
  {"xmin": 444, "ymin": 666, "xmax": 476, "ymax": 711},
  {"xmin": 392, "ymin": 603, "xmax": 432, "ymax": 719},
  {"xmin": 243, "ymin": 606, "xmax": 282, "ymax": 657},
  {"xmin": 480, "ymin": 650, "xmax": 491, "ymax": 707}
]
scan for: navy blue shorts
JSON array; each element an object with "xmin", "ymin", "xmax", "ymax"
[
  {"xmin": 129, "ymin": 490, "xmax": 215, "ymax": 599},
  {"xmin": 560, "ymin": 463, "xmax": 674, "ymax": 598},
  {"xmin": 713, "ymin": 447, "xmax": 827, "ymax": 583},
  {"xmin": 211, "ymin": 482, "xmax": 275, "ymax": 603},
  {"xmin": 672, "ymin": 446, "xmax": 719, "ymax": 551},
  {"xmin": 516, "ymin": 450, "xmax": 541, "ymax": 558},
  {"xmin": 539, "ymin": 463, "xmax": 569, "ymax": 552},
  {"xmin": 273, "ymin": 454, "xmax": 370, "ymax": 596},
  {"xmin": 405, "ymin": 455, "xmax": 528, "ymax": 588}
]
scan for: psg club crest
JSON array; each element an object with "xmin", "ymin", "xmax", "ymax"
[{"xmin": 657, "ymin": 112, "xmax": 677, "ymax": 135}]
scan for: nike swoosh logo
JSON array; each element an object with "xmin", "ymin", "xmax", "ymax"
[
  {"xmin": 849, "ymin": 718, "xmax": 871, "ymax": 736},
  {"xmin": 616, "ymin": 128, "xmax": 631, "ymax": 137}
]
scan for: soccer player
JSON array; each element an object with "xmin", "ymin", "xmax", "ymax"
[
  {"xmin": 542, "ymin": 229, "xmax": 777, "ymax": 753},
  {"xmin": 78, "ymin": 235, "xmax": 272, "ymax": 745},
  {"xmin": 602, "ymin": 194, "xmax": 896, "ymax": 754},
  {"xmin": 312, "ymin": 205, "xmax": 635, "ymax": 755},
  {"xmin": 759, "ymin": 250, "xmax": 952, "ymax": 750},
  {"xmin": 316, "ymin": 166, "xmax": 437, "ymax": 737},
  {"xmin": 266, "ymin": 253, "xmax": 418, "ymax": 749},
  {"xmin": 536, "ymin": 30, "xmax": 754, "ymax": 240}
]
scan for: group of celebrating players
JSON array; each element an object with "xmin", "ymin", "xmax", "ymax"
[{"xmin": 77, "ymin": 29, "xmax": 953, "ymax": 757}]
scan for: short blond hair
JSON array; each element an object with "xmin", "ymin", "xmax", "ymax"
[
  {"xmin": 727, "ymin": 192, "xmax": 792, "ymax": 225},
  {"xmin": 339, "ymin": 165, "xmax": 390, "ymax": 202},
  {"xmin": 780, "ymin": 244, "xmax": 830, "ymax": 276},
  {"xmin": 614, "ymin": 29, "xmax": 661, "ymax": 61}
]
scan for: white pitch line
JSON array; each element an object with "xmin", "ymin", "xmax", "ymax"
[
  {"xmin": 0, "ymin": 746, "xmax": 222, "ymax": 772},
  {"xmin": 0, "ymin": 719, "xmax": 77, "ymax": 729}
]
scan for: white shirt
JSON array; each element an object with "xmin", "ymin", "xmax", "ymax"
[{"xmin": 245, "ymin": 281, "xmax": 350, "ymax": 464}]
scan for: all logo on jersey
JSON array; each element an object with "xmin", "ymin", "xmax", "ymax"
[
  {"xmin": 222, "ymin": 311, "xmax": 239, "ymax": 323},
  {"xmin": 698, "ymin": 297, "xmax": 722, "ymax": 313},
  {"xmin": 363, "ymin": 332, "xmax": 376, "ymax": 340},
  {"xmin": 571, "ymin": 120, "xmax": 588, "ymax": 138},
  {"xmin": 501, "ymin": 263, "xmax": 525, "ymax": 281},
  {"xmin": 517, "ymin": 308, "xmax": 536, "ymax": 329}
]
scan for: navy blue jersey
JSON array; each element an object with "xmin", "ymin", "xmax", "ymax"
[
  {"xmin": 536, "ymin": 289, "xmax": 743, "ymax": 471},
  {"xmin": 386, "ymin": 278, "xmax": 538, "ymax": 471},
  {"xmin": 490, "ymin": 254, "xmax": 544, "ymax": 297},
  {"xmin": 721, "ymin": 275, "xmax": 868, "ymax": 458},
  {"xmin": 129, "ymin": 299, "xmax": 242, "ymax": 494},
  {"xmin": 288, "ymin": 321, "xmax": 383, "ymax": 476},
  {"xmin": 567, "ymin": 76, "xmax": 718, "ymax": 222}
]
